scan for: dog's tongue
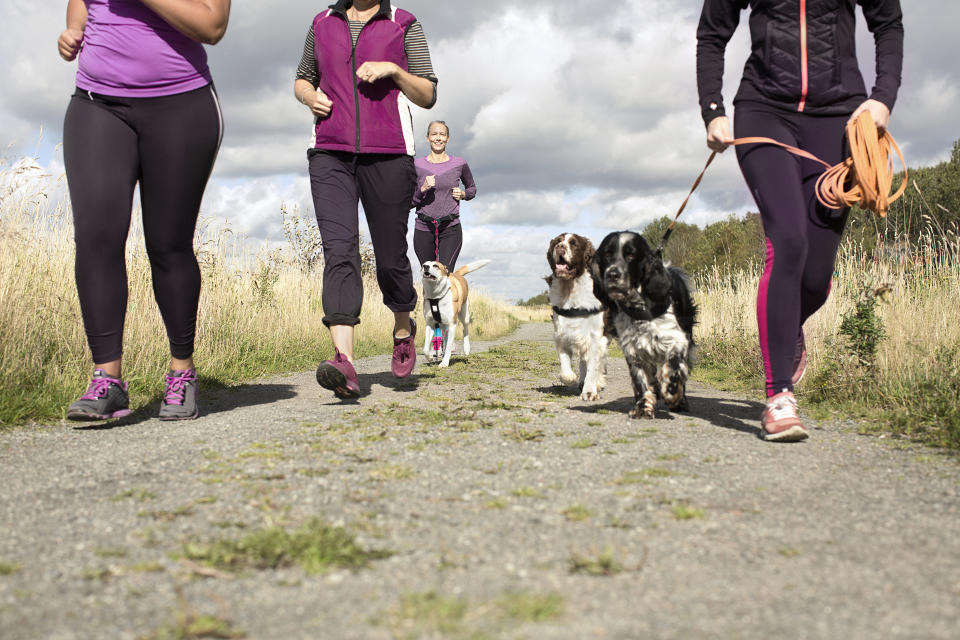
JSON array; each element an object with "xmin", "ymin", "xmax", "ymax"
[{"xmin": 556, "ymin": 262, "xmax": 571, "ymax": 274}]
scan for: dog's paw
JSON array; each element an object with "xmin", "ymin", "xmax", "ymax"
[
  {"xmin": 667, "ymin": 394, "xmax": 690, "ymax": 412},
  {"xmin": 560, "ymin": 371, "xmax": 578, "ymax": 386},
  {"xmin": 628, "ymin": 403, "xmax": 655, "ymax": 419},
  {"xmin": 580, "ymin": 389, "xmax": 600, "ymax": 401}
]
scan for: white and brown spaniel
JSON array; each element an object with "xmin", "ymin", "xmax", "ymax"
[
  {"xmin": 546, "ymin": 233, "xmax": 609, "ymax": 401},
  {"xmin": 592, "ymin": 231, "xmax": 697, "ymax": 418}
]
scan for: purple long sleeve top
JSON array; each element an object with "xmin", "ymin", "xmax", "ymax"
[{"xmin": 412, "ymin": 156, "xmax": 477, "ymax": 231}]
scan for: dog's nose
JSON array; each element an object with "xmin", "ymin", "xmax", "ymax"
[{"xmin": 605, "ymin": 266, "xmax": 622, "ymax": 281}]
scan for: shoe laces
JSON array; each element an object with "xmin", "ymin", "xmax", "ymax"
[
  {"xmin": 81, "ymin": 377, "xmax": 116, "ymax": 400},
  {"xmin": 164, "ymin": 370, "xmax": 197, "ymax": 406},
  {"xmin": 766, "ymin": 393, "xmax": 799, "ymax": 421},
  {"xmin": 393, "ymin": 336, "xmax": 414, "ymax": 363}
]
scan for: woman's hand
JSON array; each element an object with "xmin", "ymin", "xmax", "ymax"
[
  {"xmin": 452, "ymin": 187, "xmax": 465, "ymax": 201},
  {"xmin": 356, "ymin": 61, "xmax": 398, "ymax": 84},
  {"xmin": 421, "ymin": 175, "xmax": 435, "ymax": 193},
  {"xmin": 303, "ymin": 88, "xmax": 333, "ymax": 118},
  {"xmin": 706, "ymin": 116, "xmax": 732, "ymax": 153},
  {"xmin": 57, "ymin": 27, "xmax": 84, "ymax": 61},
  {"xmin": 849, "ymin": 99, "xmax": 890, "ymax": 132}
]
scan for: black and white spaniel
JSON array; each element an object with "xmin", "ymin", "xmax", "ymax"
[
  {"xmin": 546, "ymin": 233, "xmax": 609, "ymax": 400},
  {"xmin": 592, "ymin": 231, "xmax": 696, "ymax": 418}
]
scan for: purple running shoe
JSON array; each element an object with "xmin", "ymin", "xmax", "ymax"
[
  {"xmin": 316, "ymin": 349, "xmax": 360, "ymax": 399},
  {"xmin": 159, "ymin": 369, "xmax": 199, "ymax": 420},
  {"xmin": 392, "ymin": 319, "xmax": 417, "ymax": 378},
  {"xmin": 66, "ymin": 370, "xmax": 131, "ymax": 421}
]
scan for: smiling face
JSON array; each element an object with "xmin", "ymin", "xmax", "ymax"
[{"xmin": 426, "ymin": 121, "xmax": 450, "ymax": 155}]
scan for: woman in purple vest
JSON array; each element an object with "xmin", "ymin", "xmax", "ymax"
[
  {"xmin": 697, "ymin": 0, "xmax": 903, "ymax": 442},
  {"xmin": 412, "ymin": 120, "xmax": 477, "ymax": 270},
  {"xmin": 294, "ymin": 0, "xmax": 438, "ymax": 400},
  {"xmin": 58, "ymin": 0, "xmax": 230, "ymax": 421}
]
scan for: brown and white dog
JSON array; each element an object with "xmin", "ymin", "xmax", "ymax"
[
  {"xmin": 546, "ymin": 233, "xmax": 609, "ymax": 400},
  {"xmin": 421, "ymin": 259, "xmax": 490, "ymax": 367}
]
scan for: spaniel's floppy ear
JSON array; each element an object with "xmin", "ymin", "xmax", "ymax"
[
  {"xmin": 590, "ymin": 251, "xmax": 612, "ymax": 310},
  {"xmin": 583, "ymin": 239, "xmax": 596, "ymax": 268},
  {"xmin": 642, "ymin": 256, "xmax": 673, "ymax": 302},
  {"xmin": 546, "ymin": 236, "xmax": 559, "ymax": 270}
]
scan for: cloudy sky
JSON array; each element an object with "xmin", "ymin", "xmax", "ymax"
[{"xmin": 2, "ymin": 1, "xmax": 958, "ymax": 301}]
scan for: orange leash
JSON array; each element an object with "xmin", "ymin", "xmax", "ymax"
[{"xmin": 658, "ymin": 112, "xmax": 907, "ymax": 250}]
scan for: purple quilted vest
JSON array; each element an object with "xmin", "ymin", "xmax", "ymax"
[{"xmin": 312, "ymin": 4, "xmax": 416, "ymax": 155}]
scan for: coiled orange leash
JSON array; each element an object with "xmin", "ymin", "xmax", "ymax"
[{"xmin": 657, "ymin": 111, "xmax": 907, "ymax": 251}]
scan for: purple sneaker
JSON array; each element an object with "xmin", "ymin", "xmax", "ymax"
[
  {"xmin": 66, "ymin": 370, "xmax": 131, "ymax": 421},
  {"xmin": 316, "ymin": 349, "xmax": 360, "ymax": 399},
  {"xmin": 159, "ymin": 369, "xmax": 199, "ymax": 421},
  {"xmin": 792, "ymin": 329, "xmax": 807, "ymax": 385},
  {"xmin": 392, "ymin": 319, "xmax": 417, "ymax": 378}
]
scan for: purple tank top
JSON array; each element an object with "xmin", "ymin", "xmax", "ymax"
[{"xmin": 76, "ymin": 0, "xmax": 212, "ymax": 97}]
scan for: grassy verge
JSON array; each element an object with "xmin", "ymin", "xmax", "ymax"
[
  {"xmin": 693, "ymin": 226, "xmax": 960, "ymax": 451},
  {"xmin": 0, "ymin": 169, "xmax": 531, "ymax": 428}
]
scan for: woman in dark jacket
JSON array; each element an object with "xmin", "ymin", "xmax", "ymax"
[{"xmin": 696, "ymin": 0, "xmax": 903, "ymax": 442}]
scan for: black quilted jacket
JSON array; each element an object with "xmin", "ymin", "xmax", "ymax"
[{"xmin": 696, "ymin": 0, "xmax": 903, "ymax": 125}]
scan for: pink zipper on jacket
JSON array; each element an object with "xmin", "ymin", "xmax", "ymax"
[{"xmin": 797, "ymin": 0, "xmax": 808, "ymax": 112}]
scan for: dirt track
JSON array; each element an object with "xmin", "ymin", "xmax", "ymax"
[{"xmin": 1, "ymin": 322, "xmax": 958, "ymax": 639}]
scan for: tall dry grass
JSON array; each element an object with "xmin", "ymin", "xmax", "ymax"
[
  {"xmin": 0, "ymin": 165, "xmax": 526, "ymax": 426},
  {"xmin": 695, "ymin": 217, "xmax": 960, "ymax": 448}
]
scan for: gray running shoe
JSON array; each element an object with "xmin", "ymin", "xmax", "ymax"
[
  {"xmin": 66, "ymin": 370, "xmax": 131, "ymax": 421},
  {"xmin": 159, "ymin": 369, "xmax": 199, "ymax": 420}
]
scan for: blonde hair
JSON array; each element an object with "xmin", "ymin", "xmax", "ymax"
[{"xmin": 427, "ymin": 120, "xmax": 450, "ymax": 136}]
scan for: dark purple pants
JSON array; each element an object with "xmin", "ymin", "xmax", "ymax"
[
  {"xmin": 734, "ymin": 102, "xmax": 850, "ymax": 397},
  {"xmin": 413, "ymin": 219, "xmax": 463, "ymax": 270},
  {"xmin": 63, "ymin": 85, "xmax": 222, "ymax": 363},
  {"xmin": 308, "ymin": 150, "xmax": 418, "ymax": 327}
]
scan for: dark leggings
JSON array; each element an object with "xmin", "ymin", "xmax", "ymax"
[
  {"xmin": 308, "ymin": 150, "xmax": 418, "ymax": 327},
  {"xmin": 413, "ymin": 219, "xmax": 463, "ymax": 270},
  {"xmin": 63, "ymin": 85, "xmax": 222, "ymax": 363},
  {"xmin": 734, "ymin": 103, "xmax": 850, "ymax": 397}
]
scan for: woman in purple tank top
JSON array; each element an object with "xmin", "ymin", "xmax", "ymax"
[
  {"xmin": 412, "ymin": 120, "xmax": 477, "ymax": 271},
  {"xmin": 58, "ymin": 0, "xmax": 231, "ymax": 422}
]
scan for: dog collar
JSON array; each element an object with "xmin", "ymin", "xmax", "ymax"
[{"xmin": 552, "ymin": 305, "xmax": 603, "ymax": 318}]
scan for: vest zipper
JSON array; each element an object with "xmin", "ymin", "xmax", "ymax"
[{"xmin": 798, "ymin": 0, "xmax": 808, "ymax": 112}]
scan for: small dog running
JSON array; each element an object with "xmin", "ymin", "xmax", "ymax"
[
  {"xmin": 592, "ymin": 231, "xmax": 697, "ymax": 418},
  {"xmin": 421, "ymin": 259, "xmax": 490, "ymax": 367},
  {"xmin": 546, "ymin": 233, "xmax": 609, "ymax": 400}
]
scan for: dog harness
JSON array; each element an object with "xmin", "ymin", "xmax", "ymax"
[{"xmin": 552, "ymin": 305, "xmax": 603, "ymax": 318}]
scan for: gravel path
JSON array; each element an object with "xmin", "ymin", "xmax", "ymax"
[{"xmin": 1, "ymin": 322, "xmax": 958, "ymax": 639}]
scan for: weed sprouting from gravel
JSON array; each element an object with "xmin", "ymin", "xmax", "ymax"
[
  {"xmin": 180, "ymin": 519, "xmax": 391, "ymax": 574},
  {"xmin": 511, "ymin": 487, "xmax": 542, "ymax": 498},
  {"xmin": 568, "ymin": 547, "xmax": 623, "ymax": 576},
  {"xmin": 570, "ymin": 438, "xmax": 596, "ymax": 449},
  {"xmin": 113, "ymin": 488, "xmax": 156, "ymax": 502},
  {"xmin": 614, "ymin": 468, "xmax": 681, "ymax": 485},
  {"xmin": 671, "ymin": 503, "xmax": 706, "ymax": 520},
  {"xmin": 562, "ymin": 504, "xmax": 592, "ymax": 522},
  {"xmin": 498, "ymin": 591, "xmax": 564, "ymax": 622},
  {"xmin": 379, "ymin": 589, "xmax": 563, "ymax": 637},
  {"xmin": 369, "ymin": 464, "xmax": 417, "ymax": 481},
  {"xmin": 145, "ymin": 609, "xmax": 246, "ymax": 639},
  {"xmin": 0, "ymin": 561, "xmax": 21, "ymax": 575}
]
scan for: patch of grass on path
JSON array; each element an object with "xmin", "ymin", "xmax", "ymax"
[
  {"xmin": 378, "ymin": 589, "xmax": 563, "ymax": 638},
  {"xmin": 179, "ymin": 519, "xmax": 390, "ymax": 575}
]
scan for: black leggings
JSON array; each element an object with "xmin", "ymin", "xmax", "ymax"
[
  {"xmin": 413, "ymin": 219, "xmax": 463, "ymax": 270},
  {"xmin": 63, "ymin": 85, "xmax": 222, "ymax": 363},
  {"xmin": 734, "ymin": 102, "xmax": 850, "ymax": 397}
]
